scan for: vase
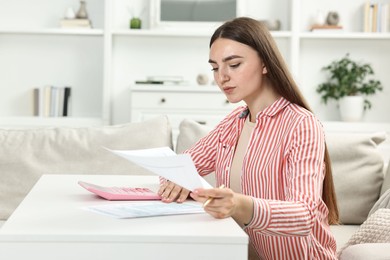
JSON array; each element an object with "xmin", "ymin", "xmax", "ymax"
[
  {"xmin": 64, "ymin": 7, "xmax": 76, "ymax": 19},
  {"xmin": 338, "ymin": 96, "xmax": 364, "ymax": 122},
  {"xmin": 314, "ymin": 10, "xmax": 325, "ymax": 25},
  {"xmin": 76, "ymin": 0, "xmax": 88, "ymax": 19}
]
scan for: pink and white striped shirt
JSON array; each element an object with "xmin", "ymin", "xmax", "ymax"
[{"xmin": 185, "ymin": 97, "xmax": 337, "ymax": 259}]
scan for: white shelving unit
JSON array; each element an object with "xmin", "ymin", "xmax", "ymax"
[
  {"xmin": 0, "ymin": 0, "xmax": 106, "ymax": 127},
  {"xmin": 0, "ymin": 0, "xmax": 389, "ymax": 128}
]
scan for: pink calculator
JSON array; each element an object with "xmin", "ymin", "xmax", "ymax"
[{"xmin": 78, "ymin": 181, "xmax": 161, "ymax": 201}]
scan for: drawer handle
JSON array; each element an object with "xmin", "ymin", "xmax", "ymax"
[
  {"xmin": 196, "ymin": 121, "xmax": 207, "ymax": 125},
  {"xmin": 160, "ymin": 98, "xmax": 166, "ymax": 103}
]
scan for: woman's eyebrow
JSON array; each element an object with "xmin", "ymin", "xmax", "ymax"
[{"xmin": 208, "ymin": 55, "xmax": 243, "ymax": 64}]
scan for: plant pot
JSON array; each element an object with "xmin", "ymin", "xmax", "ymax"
[{"xmin": 338, "ymin": 96, "xmax": 364, "ymax": 122}]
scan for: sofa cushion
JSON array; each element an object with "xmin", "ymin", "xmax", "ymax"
[
  {"xmin": 0, "ymin": 116, "xmax": 172, "ymax": 221},
  {"xmin": 176, "ymin": 119, "xmax": 211, "ymax": 154},
  {"xmin": 369, "ymin": 189, "xmax": 390, "ymax": 217},
  {"xmin": 339, "ymin": 243, "xmax": 390, "ymax": 260},
  {"xmin": 381, "ymin": 160, "xmax": 390, "ymax": 195},
  {"xmin": 330, "ymin": 224, "xmax": 360, "ymax": 251},
  {"xmin": 176, "ymin": 119, "xmax": 215, "ymax": 186},
  {"xmin": 338, "ymin": 208, "xmax": 390, "ymax": 257},
  {"xmin": 327, "ymin": 133, "xmax": 386, "ymax": 224}
]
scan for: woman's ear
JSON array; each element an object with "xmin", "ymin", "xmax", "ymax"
[{"xmin": 262, "ymin": 66, "xmax": 267, "ymax": 74}]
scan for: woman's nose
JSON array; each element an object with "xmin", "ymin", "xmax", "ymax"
[{"xmin": 218, "ymin": 69, "xmax": 230, "ymax": 83}]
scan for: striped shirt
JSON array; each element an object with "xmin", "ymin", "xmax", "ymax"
[{"xmin": 184, "ymin": 97, "xmax": 337, "ymax": 259}]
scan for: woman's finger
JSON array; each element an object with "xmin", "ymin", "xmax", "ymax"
[
  {"xmin": 158, "ymin": 180, "xmax": 169, "ymax": 195},
  {"xmin": 177, "ymin": 189, "xmax": 190, "ymax": 203}
]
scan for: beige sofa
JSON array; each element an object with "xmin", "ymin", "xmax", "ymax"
[{"xmin": 1, "ymin": 116, "xmax": 389, "ymax": 258}]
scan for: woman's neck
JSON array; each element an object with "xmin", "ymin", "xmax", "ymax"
[{"xmin": 245, "ymin": 85, "xmax": 280, "ymax": 123}]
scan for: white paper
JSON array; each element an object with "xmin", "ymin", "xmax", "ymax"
[
  {"xmin": 106, "ymin": 147, "xmax": 212, "ymax": 191},
  {"xmin": 84, "ymin": 201, "xmax": 205, "ymax": 219}
]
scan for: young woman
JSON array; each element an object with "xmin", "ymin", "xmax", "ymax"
[{"xmin": 159, "ymin": 17, "xmax": 339, "ymax": 259}]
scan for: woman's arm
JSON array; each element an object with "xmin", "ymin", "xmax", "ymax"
[{"xmin": 246, "ymin": 116, "xmax": 327, "ymax": 236}]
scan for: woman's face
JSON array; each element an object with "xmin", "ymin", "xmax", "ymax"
[{"xmin": 209, "ymin": 38, "xmax": 266, "ymax": 104}]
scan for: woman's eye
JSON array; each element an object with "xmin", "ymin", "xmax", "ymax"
[
  {"xmin": 230, "ymin": 63, "xmax": 240, "ymax": 68},
  {"xmin": 211, "ymin": 67, "xmax": 219, "ymax": 72}
]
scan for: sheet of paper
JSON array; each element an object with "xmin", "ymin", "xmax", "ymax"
[
  {"xmin": 106, "ymin": 147, "xmax": 212, "ymax": 191},
  {"xmin": 84, "ymin": 201, "xmax": 205, "ymax": 219}
]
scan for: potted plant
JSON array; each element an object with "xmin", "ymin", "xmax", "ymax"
[{"xmin": 316, "ymin": 53, "xmax": 383, "ymax": 121}]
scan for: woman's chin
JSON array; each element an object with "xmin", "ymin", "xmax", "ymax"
[{"xmin": 226, "ymin": 97, "xmax": 243, "ymax": 104}]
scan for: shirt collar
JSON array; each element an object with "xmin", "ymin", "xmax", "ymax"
[{"xmin": 238, "ymin": 97, "xmax": 290, "ymax": 119}]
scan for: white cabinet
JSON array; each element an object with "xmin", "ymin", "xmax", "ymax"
[
  {"xmin": 0, "ymin": 0, "xmax": 389, "ymax": 127},
  {"xmin": 130, "ymin": 85, "xmax": 243, "ymax": 138}
]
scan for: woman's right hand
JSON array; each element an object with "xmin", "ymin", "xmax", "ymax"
[{"xmin": 158, "ymin": 180, "xmax": 190, "ymax": 203}]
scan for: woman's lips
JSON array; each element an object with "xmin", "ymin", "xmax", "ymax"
[{"xmin": 223, "ymin": 86, "xmax": 235, "ymax": 94}]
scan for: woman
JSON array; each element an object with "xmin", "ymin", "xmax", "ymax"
[{"xmin": 159, "ymin": 17, "xmax": 339, "ymax": 259}]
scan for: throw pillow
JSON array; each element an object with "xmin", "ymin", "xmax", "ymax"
[
  {"xmin": 368, "ymin": 189, "xmax": 390, "ymax": 217},
  {"xmin": 176, "ymin": 119, "xmax": 215, "ymax": 186},
  {"xmin": 381, "ymin": 160, "xmax": 390, "ymax": 195},
  {"xmin": 175, "ymin": 119, "xmax": 212, "ymax": 153},
  {"xmin": 0, "ymin": 116, "xmax": 172, "ymax": 221},
  {"xmin": 338, "ymin": 208, "xmax": 390, "ymax": 257},
  {"xmin": 327, "ymin": 132, "xmax": 386, "ymax": 224}
]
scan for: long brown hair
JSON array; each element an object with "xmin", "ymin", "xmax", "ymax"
[{"xmin": 210, "ymin": 17, "xmax": 339, "ymax": 224}]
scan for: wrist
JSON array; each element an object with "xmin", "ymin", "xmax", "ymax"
[{"xmin": 233, "ymin": 194, "xmax": 254, "ymax": 226}]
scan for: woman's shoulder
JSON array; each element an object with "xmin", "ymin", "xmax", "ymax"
[
  {"xmin": 288, "ymin": 102, "xmax": 314, "ymax": 117},
  {"xmin": 283, "ymin": 102, "xmax": 324, "ymax": 131},
  {"xmin": 286, "ymin": 102, "xmax": 318, "ymax": 121}
]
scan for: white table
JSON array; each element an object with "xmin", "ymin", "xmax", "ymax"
[{"xmin": 0, "ymin": 175, "xmax": 248, "ymax": 260}]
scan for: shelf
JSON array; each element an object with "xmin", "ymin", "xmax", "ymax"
[
  {"xmin": 300, "ymin": 32, "xmax": 390, "ymax": 40},
  {"xmin": 0, "ymin": 28, "xmax": 104, "ymax": 36},
  {"xmin": 112, "ymin": 29, "xmax": 292, "ymax": 38},
  {"xmin": 131, "ymin": 85, "xmax": 221, "ymax": 93},
  {"xmin": 112, "ymin": 28, "xmax": 215, "ymax": 37},
  {"xmin": 0, "ymin": 117, "xmax": 104, "ymax": 128}
]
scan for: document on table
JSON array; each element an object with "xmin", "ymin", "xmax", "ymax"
[
  {"xmin": 84, "ymin": 201, "xmax": 205, "ymax": 219},
  {"xmin": 106, "ymin": 147, "xmax": 212, "ymax": 191}
]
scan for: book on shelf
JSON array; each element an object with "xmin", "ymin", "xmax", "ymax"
[
  {"xmin": 33, "ymin": 86, "xmax": 71, "ymax": 117},
  {"xmin": 63, "ymin": 87, "xmax": 71, "ymax": 117},
  {"xmin": 33, "ymin": 88, "xmax": 40, "ymax": 116},
  {"xmin": 364, "ymin": 1, "xmax": 390, "ymax": 33},
  {"xmin": 60, "ymin": 19, "xmax": 92, "ymax": 29}
]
